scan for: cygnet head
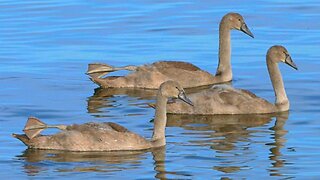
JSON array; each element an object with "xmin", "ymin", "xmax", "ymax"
[
  {"xmin": 267, "ymin": 45, "xmax": 298, "ymax": 70},
  {"xmin": 222, "ymin": 12, "xmax": 254, "ymax": 38},
  {"xmin": 159, "ymin": 81, "xmax": 193, "ymax": 106}
]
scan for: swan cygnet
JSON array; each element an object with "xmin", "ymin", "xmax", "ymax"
[
  {"xmin": 166, "ymin": 45, "xmax": 297, "ymax": 115},
  {"xmin": 12, "ymin": 81, "xmax": 193, "ymax": 151},
  {"xmin": 86, "ymin": 12, "xmax": 254, "ymax": 89}
]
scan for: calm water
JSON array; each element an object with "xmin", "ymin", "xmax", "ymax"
[{"xmin": 1, "ymin": 0, "xmax": 320, "ymax": 179}]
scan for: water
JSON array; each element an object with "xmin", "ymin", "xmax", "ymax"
[{"xmin": 1, "ymin": 0, "xmax": 320, "ymax": 179}]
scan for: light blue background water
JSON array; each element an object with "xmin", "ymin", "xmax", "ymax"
[{"xmin": 1, "ymin": 0, "xmax": 320, "ymax": 179}]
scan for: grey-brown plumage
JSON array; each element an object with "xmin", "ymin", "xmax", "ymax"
[
  {"xmin": 13, "ymin": 122, "xmax": 150, "ymax": 151},
  {"xmin": 12, "ymin": 81, "xmax": 193, "ymax": 151},
  {"xmin": 167, "ymin": 45, "xmax": 298, "ymax": 115},
  {"xmin": 87, "ymin": 12, "xmax": 254, "ymax": 89}
]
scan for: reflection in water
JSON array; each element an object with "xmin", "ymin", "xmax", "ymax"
[
  {"xmin": 16, "ymin": 146, "xmax": 167, "ymax": 179},
  {"xmin": 267, "ymin": 112, "xmax": 289, "ymax": 177},
  {"xmin": 87, "ymin": 83, "xmax": 231, "ymax": 114},
  {"xmin": 87, "ymin": 87, "xmax": 157, "ymax": 114},
  {"xmin": 167, "ymin": 113, "xmax": 274, "ymax": 150},
  {"xmin": 152, "ymin": 147, "xmax": 167, "ymax": 180},
  {"xmin": 167, "ymin": 112, "xmax": 289, "ymax": 175}
]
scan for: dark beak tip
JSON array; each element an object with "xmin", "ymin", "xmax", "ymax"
[
  {"xmin": 240, "ymin": 23, "xmax": 254, "ymax": 39},
  {"xmin": 178, "ymin": 92, "xmax": 193, "ymax": 106},
  {"xmin": 178, "ymin": 94, "xmax": 194, "ymax": 107},
  {"xmin": 290, "ymin": 64, "xmax": 298, "ymax": 70},
  {"xmin": 185, "ymin": 99, "xmax": 194, "ymax": 106},
  {"xmin": 242, "ymin": 29, "xmax": 254, "ymax": 38}
]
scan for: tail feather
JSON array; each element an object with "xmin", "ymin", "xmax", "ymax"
[{"xmin": 12, "ymin": 133, "xmax": 31, "ymax": 147}]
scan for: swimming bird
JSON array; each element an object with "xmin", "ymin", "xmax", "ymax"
[
  {"xmin": 166, "ymin": 45, "xmax": 297, "ymax": 114},
  {"xmin": 12, "ymin": 81, "xmax": 193, "ymax": 151},
  {"xmin": 86, "ymin": 12, "xmax": 254, "ymax": 89}
]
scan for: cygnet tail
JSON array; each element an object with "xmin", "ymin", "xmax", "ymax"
[{"xmin": 12, "ymin": 133, "xmax": 31, "ymax": 147}]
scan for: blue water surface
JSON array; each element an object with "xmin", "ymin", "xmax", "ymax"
[{"xmin": 0, "ymin": 0, "xmax": 320, "ymax": 179}]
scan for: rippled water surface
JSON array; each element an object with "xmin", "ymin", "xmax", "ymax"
[{"xmin": 1, "ymin": 0, "xmax": 320, "ymax": 179}]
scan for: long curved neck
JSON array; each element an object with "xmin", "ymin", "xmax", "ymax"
[
  {"xmin": 267, "ymin": 56, "xmax": 289, "ymax": 111},
  {"xmin": 215, "ymin": 21, "xmax": 232, "ymax": 82},
  {"xmin": 151, "ymin": 92, "xmax": 168, "ymax": 147}
]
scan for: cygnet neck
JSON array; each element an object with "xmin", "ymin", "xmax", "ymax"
[
  {"xmin": 215, "ymin": 20, "xmax": 232, "ymax": 82},
  {"xmin": 151, "ymin": 91, "xmax": 168, "ymax": 147},
  {"xmin": 267, "ymin": 55, "xmax": 289, "ymax": 111}
]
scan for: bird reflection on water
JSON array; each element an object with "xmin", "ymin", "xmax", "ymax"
[
  {"xmin": 87, "ymin": 87, "xmax": 157, "ymax": 114},
  {"xmin": 86, "ymin": 83, "xmax": 227, "ymax": 114},
  {"xmin": 167, "ymin": 112, "xmax": 289, "ymax": 176},
  {"xmin": 16, "ymin": 146, "xmax": 167, "ymax": 179}
]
